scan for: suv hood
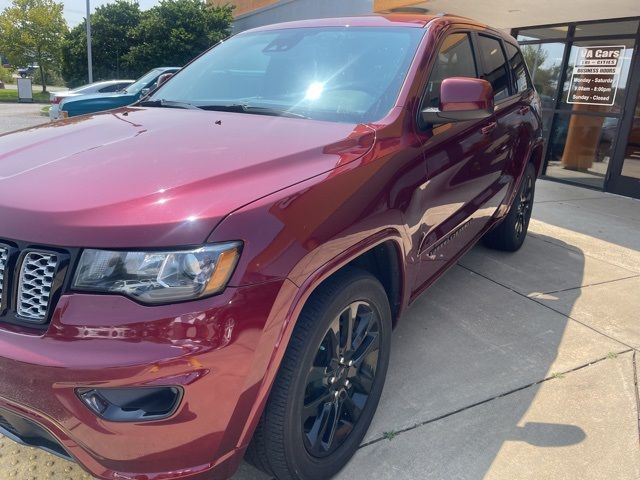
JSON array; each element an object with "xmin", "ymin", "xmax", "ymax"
[{"xmin": 0, "ymin": 108, "xmax": 374, "ymax": 248}]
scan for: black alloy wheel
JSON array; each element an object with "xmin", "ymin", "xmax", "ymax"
[
  {"xmin": 483, "ymin": 162, "xmax": 536, "ymax": 252},
  {"xmin": 514, "ymin": 174, "xmax": 534, "ymax": 239},
  {"xmin": 302, "ymin": 300, "xmax": 381, "ymax": 457},
  {"xmin": 246, "ymin": 268, "xmax": 391, "ymax": 480}
]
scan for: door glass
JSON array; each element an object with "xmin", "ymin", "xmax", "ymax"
[
  {"xmin": 421, "ymin": 33, "xmax": 477, "ymax": 110},
  {"xmin": 546, "ymin": 113, "xmax": 619, "ymax": 188},
  {"xmin": 621, "ymin": 93, "xmax": 640, "ymax": 179},
  {"xmin": 504, "ymin": 42, "xmax": 531, "ymax": 94},
  {"xmin": 477, "ymin": 35, "xmax": 511, "ymax": 101}
]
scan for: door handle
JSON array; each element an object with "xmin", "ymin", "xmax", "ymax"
[
  {"xmin": 518, "ymin": 106, "xmax": 531, "ymax": 115},
  {"xmin": 481, "ymin": 122, "xmax": 497, "ymax": 135}
]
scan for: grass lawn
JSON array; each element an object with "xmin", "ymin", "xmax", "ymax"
[{"xmin": 0, "ymin": 89, "xmax": 50, "ymax": 103}]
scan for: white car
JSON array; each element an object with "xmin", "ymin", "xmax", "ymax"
[{"xmin": 49, "ymin": 79, "xmax": 134, "ymax": 120}]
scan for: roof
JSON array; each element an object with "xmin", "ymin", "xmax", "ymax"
[
  {"xmin": 247, "ymin": 14, "xmax": 440, "ymax": 32},
  {"xmin": 244, "ymin": 13, "xmax": 500, "ymax": 36}
]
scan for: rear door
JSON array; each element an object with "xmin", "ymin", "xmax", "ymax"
[
  {"xmin": 474, "ymin": 33, "xmax": 517, "ymax": 193},
  {"xmin": 503, "ymin": 41, "xmax": 540, "ymax": 179}
]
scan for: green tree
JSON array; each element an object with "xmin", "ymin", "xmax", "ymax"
[
  {"xmin": 62, "ymin": 0, "xmax": 142, "ymax": 87},
  {"xmin": 0, "ymin": 0, "xmax": 67, "ymax": 92},
  {"xmin": 522, "ymin": 44, "xmax": 562, "ymax": 99},
  {"xmin": 124, "ymin": 0, "xmax": 233, "ymax": 74}
]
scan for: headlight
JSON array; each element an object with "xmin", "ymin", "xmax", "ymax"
[{"xmin": 72, "ymin": 242, "xmax": 242, "ymax": 304}]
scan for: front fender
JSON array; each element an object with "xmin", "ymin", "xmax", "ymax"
[{"xmin": 207, "ymin": 149, "xmax": 412, "ymax": 454}]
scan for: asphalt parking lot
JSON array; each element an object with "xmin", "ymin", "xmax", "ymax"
[
  {"xmin": 0, "ymin": 103, "xmax": 48, "ymax": 134},
  {"xmin": 0, "ymin": 165, "xmax": 638, "ymax": 477}
]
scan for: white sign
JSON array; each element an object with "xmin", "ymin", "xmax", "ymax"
[
  {"xmin": 567, "ymin": 45, "xmax": 625, "ymax": 106},
  {"xmin": 17, "ymin": 77, "xmax": 33, "ymax": 103}
]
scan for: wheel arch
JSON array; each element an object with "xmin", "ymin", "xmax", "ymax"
[{"xmin": 235, "ymin": 230, "xmax": 407, "ymax": 451}]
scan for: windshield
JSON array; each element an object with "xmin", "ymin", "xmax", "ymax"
[
  {"xmin": 150, "ymin": 27, "xmax": 424, "ymax": 123},
  {"xmin": 125, "ymin": 69, "xmax": 163, "ymax": 94}
]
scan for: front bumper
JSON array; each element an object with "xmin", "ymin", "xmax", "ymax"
[{"xmin": 0, "ymin": 279, "xmax": 293, "ymax": 480}]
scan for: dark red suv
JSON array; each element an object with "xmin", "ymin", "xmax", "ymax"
[{"xmin": 0, "ymin": 14, "xmax": 542, "ymax": 480}]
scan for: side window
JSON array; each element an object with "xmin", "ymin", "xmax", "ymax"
[
  {"xmin": 477, "ymin": 35, "xmax": 511, "ymax": 101},
  {"xmin": 98, "ymin": 84, "xmax": 119, "ymax": 93},
  {"xmin": 505, "ymin": 42, "xmax": 530, "ymax": 94},
  {"xmin": 422, "ymin": 33, "xmax": 478, "ymax": 110}
]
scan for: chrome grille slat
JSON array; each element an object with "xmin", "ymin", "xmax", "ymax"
[
  {"xmin": 0, "ymin": 246, "xmax": 7, "ymax": 306},
  {"xmin": 17, "ymin": 252, "xmax": 58, "ymax": 322}
]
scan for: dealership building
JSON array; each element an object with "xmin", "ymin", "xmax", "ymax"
[{"xmin": 211, "ymin": 0, "xmax": 640, "ymax": 199}]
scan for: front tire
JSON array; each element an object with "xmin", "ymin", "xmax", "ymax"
[
  {"xmin": 247, "ymin": 268, "xmax": 392, "ymax": 480},
  {"xmin": 483, "ymin": 163, "xmax": 536, "ymax": 252}
]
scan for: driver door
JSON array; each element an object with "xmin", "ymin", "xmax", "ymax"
[{"xmin": 413, "ymin": 30, "xmax": 505, "ymax": 291}]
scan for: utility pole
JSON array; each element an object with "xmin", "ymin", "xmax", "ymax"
[{"xmin": 86, "ymin": 0, "xmax": 93, "ymax": 83}]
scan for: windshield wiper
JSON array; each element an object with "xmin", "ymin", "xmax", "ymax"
[
  {"xmin": 138, "ymin": 99, "xmax": 202, "ymax": 110},
  {"xmin": 198, "ymin": 103, "xmax": 309, "ymax": 119}
]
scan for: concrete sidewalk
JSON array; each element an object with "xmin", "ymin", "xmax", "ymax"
[{"xmin": 0, "ymin": 180, "xmax": 638, "ymax": 480}]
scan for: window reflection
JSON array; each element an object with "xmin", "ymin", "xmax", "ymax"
[
  {"xmin": 517, "ymin": 26, "xmax": 568, "ymax": 42},
  {"xmin": 521, "ymin": 43, "xmax": 565, "ymax": 108},
  {"xmin": 546, "ymin": 114, "xmax": 619, "ymax": 188},
  {"xmin": 621, "ymin": 95, "xmax": 640, "ymax": 179},
  {"xmin": 574, "ymin": 20, "xmax": 639, "ymax": 38},
  {"xmin": 520, "ymin": 43, "xmax": 564, "ymax": 148}
]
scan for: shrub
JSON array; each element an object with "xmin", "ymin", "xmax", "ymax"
[{"xmin": 0, "ymin": 66, "xmax": 13, "ymax": 84}]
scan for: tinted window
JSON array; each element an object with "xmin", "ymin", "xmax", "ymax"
[
  {"xmin": 478, "ymin": 35, "xmax": 510, "ymax": 101},
  {"xmin": 505, "ymin": 42, "xmax": 530, "ymax": 94},
  {"xmin": 125, "ymin": 69, "xmax": 164, "ymax": 94},
  {"xmin": 422, "ymin": 33, "xmax": 477, "ymax": 110},
  {"xmin": 98, "ymin": 84, "xmax": 121, "ymax": 93},
  {"xmin": 152, "ymin": 27, "xmax": 425, "ymax": 124},
  {"xmin": 516, "ymin": 26, "xmax": 568, "ymax": 42}
]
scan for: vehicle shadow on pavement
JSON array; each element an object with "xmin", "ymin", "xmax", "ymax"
[{"xmin": 236, "ymin": 233, "xmax": 591, "ymax": 479}]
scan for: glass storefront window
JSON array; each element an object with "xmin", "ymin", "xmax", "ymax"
[
  {"xmin": 521, "ymin": 43, "xmax": 565, "ymax": 108},
  {"xmin": 574, "ymin": 20, "xmax": 639, "ymax": 38},
  {"xmin": 546, "ymin": 114, "xmax": 620, "ymax": 188},
  {"xmin": 516, "ymin": 17, "xmax": 640, "ymax": 197},
  {"xmin": 621, "ymin": 93, "xmax": 640, "ymax": 179},
  {"xmin": 559, "ymin": 39, "xmax": 635, "ymax": 115},
  {"xmin": 516, "ymin": 26, "xmax": 568, "ymax": 42}
]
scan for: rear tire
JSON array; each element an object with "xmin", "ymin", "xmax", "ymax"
[
  {"xmin": 483, "ymin": 163, "xmax": 536, "ymax": 252},
  {"xmin": 246, "ymin": 267, "xmax": 392, "ymax": 480}
]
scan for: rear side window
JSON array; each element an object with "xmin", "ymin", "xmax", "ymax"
[
  {"xmin": 505, "ymin": 42, "xmax": 530, "ymax": 94},
  {"xmin": 423, "ymin": 33, "xmax": 477, "ymax": 110},
  {"xmin": 98, "ymin": 84, "xmax": 121, "ymax": 93},
  {"xmin": 477, "ymin": 35, "xmax": 510, "ymax": 101}
]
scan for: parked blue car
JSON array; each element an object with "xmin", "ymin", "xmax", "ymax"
[{"xmin": 58, "ymin": 67, "xmax": 180, "ymax": 118}]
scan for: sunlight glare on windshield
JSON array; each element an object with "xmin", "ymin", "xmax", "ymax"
[{"xmin": 305, "ymin": 82, "xmax": 325, "ymax": 101}]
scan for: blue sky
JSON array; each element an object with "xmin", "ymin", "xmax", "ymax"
[{"xmin": 0, "ymin": 0, "xmax": 161, "ymax": 26}]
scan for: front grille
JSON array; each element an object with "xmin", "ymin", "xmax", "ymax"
[
  {"xmin": 17, "ymin": 252, "xmax": 58, "ymax": 322},
  {"xmin": 0, "ymin": 241, "xmax": 68, "ymax": 327},
  {"xmin": 0, "ymin": 246, "xmax": 7, "ymax": 306}
]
